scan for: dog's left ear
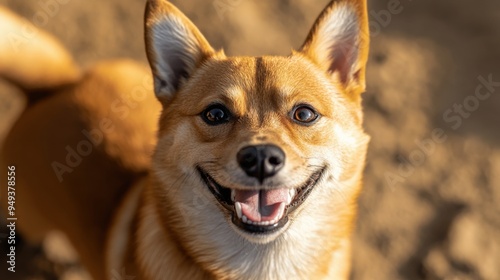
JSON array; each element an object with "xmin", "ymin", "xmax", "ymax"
[
  {"xmin": 144, "ymin": 0, "xmax": 216, "ymax": 102},
  {"xmin": 299, "ymin": 0, "xmax": 369, "ymax": 94}
]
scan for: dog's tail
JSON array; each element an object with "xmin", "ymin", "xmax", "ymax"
[{"xmin": 0, "ymin": 6, "xmax": 81, "ymax": 103}]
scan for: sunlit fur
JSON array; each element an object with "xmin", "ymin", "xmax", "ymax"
[
  {"xmin": 136, "ymin": 0, "xmax": 371, "ymax": 279},
  {"xmin": 0, "ymin": 0, "xmax": 370, "ymax": 279},
  {"xmin": 0, "ymin": 7, "xmax": 161, "ymax": 278}
]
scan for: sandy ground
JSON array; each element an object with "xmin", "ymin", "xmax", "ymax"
[{"xmin": 0, "ymin": 0, "xmax": 499, "ymax": 279}]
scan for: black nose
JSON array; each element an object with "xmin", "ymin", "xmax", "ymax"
[{"xmin": 237, "ymin": 145, "xmax": 285, "ymax": 183}]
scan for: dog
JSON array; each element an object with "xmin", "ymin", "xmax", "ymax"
[{"xmin": 1, "ymin": 0, "xmax": 370, "ymax": 279}]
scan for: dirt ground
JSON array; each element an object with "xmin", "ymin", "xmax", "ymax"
[{"xmin": 0, "ymin": 0, "xmax": 499, "ymax": 279}]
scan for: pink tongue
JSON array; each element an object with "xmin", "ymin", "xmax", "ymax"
[{"xmin": 235, "ymin": 189, "xmax": 288, "ymax": 222}]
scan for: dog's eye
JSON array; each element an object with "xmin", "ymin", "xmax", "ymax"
[
  {"xmin": 292, "ymin": 105, "xmax": 319, "ymax": 125},
  {"xmin": 202, "ymin": 104, "xmax": 232, "ymax": 125}
]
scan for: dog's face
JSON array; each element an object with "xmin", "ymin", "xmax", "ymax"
[{"xmin": 144, "ymin": 0, "xmax": 369, "ymax": 276}]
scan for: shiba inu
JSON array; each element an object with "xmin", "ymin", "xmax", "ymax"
[{"xmin": 1, "ymin": 0, "xmax": 370, "ymax": 279}]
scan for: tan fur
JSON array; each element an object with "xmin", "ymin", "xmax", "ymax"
[
  {"xmin": 0, "ymin": 8, "xmax": 161, "ymax": 278},
  {"xmin": 1, "ymin": 0, "xmax": 370, "ymax": 279}
]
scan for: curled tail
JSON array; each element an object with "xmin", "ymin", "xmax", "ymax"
[{"xmin": 0, "ymin": 6, "xmax": 80, "ymax": 102}]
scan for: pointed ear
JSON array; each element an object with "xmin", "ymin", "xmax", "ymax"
[
  {"xmin": 144, "ymin": 0, "xmax": 216, "ymax": 101},
  {"xmin": 299, "ymin": 0, "xmax": 369, "ymax": 93}
]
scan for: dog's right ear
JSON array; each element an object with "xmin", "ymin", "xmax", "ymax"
[{"xmin": 144, "ymin": 0, "xmax": 216, "ymax": 102}]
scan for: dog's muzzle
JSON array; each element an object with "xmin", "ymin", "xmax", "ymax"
[{"xmin": 197, "ymin": 156, "xmax": 325, "ymax": 235}]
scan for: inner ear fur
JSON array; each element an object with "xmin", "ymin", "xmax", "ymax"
[
  {"xmin": 299, "ymin": 0, "xmax": 369, "ymax": 95},
  {"xmin": 144, "ymin": 0, "xmax": 218, "ymax": 102}
]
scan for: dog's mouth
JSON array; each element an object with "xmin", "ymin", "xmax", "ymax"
[{"xmin": 196, "ymin": 167, "xmax": 324, "ymax": 234}]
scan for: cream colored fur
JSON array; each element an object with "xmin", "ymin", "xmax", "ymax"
[{"xmin": 1, "ymin": 0, "xmax": 370, "ymax": 279}]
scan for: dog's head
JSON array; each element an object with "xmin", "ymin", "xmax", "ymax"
[{"xmin": 144, "ymin": 0, "xmax": 369, "ymax": 275}]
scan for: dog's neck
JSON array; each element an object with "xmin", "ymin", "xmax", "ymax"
[
  {"xmin": 104, "ymin": 177, "xmax": 203, "ymax": 279},
  {"xmin": 135, "ymin": 188, "xmax": 211, "ymax": 279},
  {"xmin": 123, "ymin": 176, "xmax": 355, "ymax": 280}
]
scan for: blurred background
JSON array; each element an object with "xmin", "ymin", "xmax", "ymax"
[{"xmin": 0, "ymin": 0, "xmax": 499, "ymax": 279}]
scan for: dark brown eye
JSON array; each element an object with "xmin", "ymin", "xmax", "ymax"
[
  {"xmin": 292, "ymin": 105, "xmax": 319, "ymax": 125},
  {"xmin": 202, "ymin": 104, "xmax": 232, "ymax": 125}
]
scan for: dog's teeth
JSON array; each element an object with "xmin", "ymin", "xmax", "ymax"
[
  {"xmin": 235, "ymin": 202, "xmax": 242, "ymax": 219},
  {"xmin": 287, "ymin": 189, "xmax": 296, "ymax": 205},
  {"xmin": 242, "ymin": 215, "xmax": 248, "ymax": 223},
  {"xmin": 278, "ymin": 203, "xmax": 286, "ymax": 220},
  {"xmin": 231, "ymin": 189, "xmax": 236, "ymax": 202}
]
